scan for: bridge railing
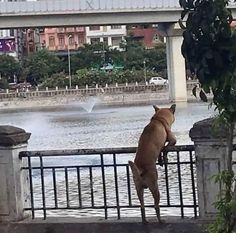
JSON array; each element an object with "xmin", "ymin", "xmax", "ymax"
[{"xmin": 19, "ymin": 145, "xmax": 198, "ymax": 220}]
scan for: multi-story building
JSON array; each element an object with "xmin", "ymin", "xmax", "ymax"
[
  {"xmin": 40, "ymin": 27, "xmax": 86, "ymax": 54},
  {"xmin": 22, "ymin": 29, "xmax": 41, "ymax": 56},
  {"xmin": 85, "ymin": 25, "xmax": 126, "ymax": 50},
  {"xmin": 127, "ymin": 24, "xmax": 163, "ymax": 48},
  {"xmin": 0, "ymin": 0, "xmax": 26, "ymax": 60}
]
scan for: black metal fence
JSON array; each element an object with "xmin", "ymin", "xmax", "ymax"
[{"xmin": 19, "ymin": 145, "xmax": 198, "ymax": 220}]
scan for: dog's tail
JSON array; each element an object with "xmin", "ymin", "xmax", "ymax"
[{"xmin": 128, "ymin": 161, "xmax": 142, "ymax": 182}]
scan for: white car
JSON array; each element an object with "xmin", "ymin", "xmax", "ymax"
[{"xmin": 149, "ymin": 77, "xmax": 168, "ymax": 85}]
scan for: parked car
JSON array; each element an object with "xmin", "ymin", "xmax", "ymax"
[{"xmin": 149, "ymin": 77, "xmax": 168, "ymax": 85}]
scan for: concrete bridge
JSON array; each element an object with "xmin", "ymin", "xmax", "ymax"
[
  {"xmin": 0, "ymin": 0, "xmax": 235, "ymax": 29},
  {"xmin": 0, "ymin": 0, "xmax": 235, "ymax": 103}
]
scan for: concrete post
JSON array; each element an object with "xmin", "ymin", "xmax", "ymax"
[
  {"xmin": 0, "ymin": 125, "xmax": 31, "ymax": 222},
  {"xmin": 189, "ymin": 118, "xmax": 236, "ymax": 219},
  {"xmin": 160, "ymin": 23, "xmax": 187, "ymax": 102}
]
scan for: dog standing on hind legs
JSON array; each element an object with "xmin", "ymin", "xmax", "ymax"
[{"xmin": 129, "ymin": 104, "xmax": 176, "ymax": 224}]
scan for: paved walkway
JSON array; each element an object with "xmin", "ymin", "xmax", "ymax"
[{"xmin": 0, "ymin": 217, "xmax": 208, "ymax": 233}]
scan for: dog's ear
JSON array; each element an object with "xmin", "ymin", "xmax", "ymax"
[
  {"xmin": 169, "ymin": 104, "xmax": 176, "ymax": 114},
  {"xmin": 153, "ymin": 105, "xmax": 160, "ymax": 112}
]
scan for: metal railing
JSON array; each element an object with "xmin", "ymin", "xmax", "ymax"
[
  {"xmin": 19, "ymin": 145, "xmax": 197, "ymax": 220},
  {"xmin": 0, "ymin": 82, "xmax": 197, "ymax": 100}
]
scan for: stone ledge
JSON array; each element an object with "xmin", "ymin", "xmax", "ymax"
[
  {"xmin": 189, "ymin": 118, "xmax": 236, "ymax": 141},
  {"xmin": 0, "ymin": 125, "xmax": 31, "ymax": 146},
  {"xmin": 0, "ymin": 217, "xmax": 209, "ymax": 233}
]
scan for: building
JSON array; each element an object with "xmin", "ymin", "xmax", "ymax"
[
  {"xmin": 0, "ymin": 0, "xmax": 26, "ymax": 60},
  {"xmin": 85, "ymin": 25, "xmax": 126, "ymax": 50},
  {"xmin": 22, "ymin": 29, "xmax": 41, "ymax": 56},
  {"xmin": 127, "ymin": 24, "xmax": 163, "ymax": 48},
  {"xmin": 39, "ymin": 27, "xmax": 86, "ymax": 55}
]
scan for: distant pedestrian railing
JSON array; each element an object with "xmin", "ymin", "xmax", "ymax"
[
  {"xmin": 0, "ymin": 82, "xmax": 198, "ymax": 100},
  {"xmin": 19, "ymin": 145, "xmax": 198, "ymax": 220}
]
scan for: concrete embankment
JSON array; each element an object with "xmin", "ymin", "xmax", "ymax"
[{"xmin": 0, "ymin": 90, "xmax": 197, "ymax": 110}]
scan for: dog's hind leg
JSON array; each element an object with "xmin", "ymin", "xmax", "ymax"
[
  {"xmin": 136, "ymin": 184, "xmax": 147, "ymax": 224},
  {"xmin": 145, "ymin": 171, "xmax": 163, "ymax": 223},
  {"xmin": 128, "ymin": 161, "xmax": 147, "ymax": 224}
]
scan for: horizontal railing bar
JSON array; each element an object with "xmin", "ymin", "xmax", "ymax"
[
  {"xmin": 21, "ymin": 161, "xmax": 195, "ymax": 170},
  {"xmin": 24, "ymin": 204, "xmax": 198, "ymax": 211},
  {"xmin": 19, "ymin": 145, "xmax": 195, "ymax": 158}
]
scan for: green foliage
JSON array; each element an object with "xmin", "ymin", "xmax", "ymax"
[
  {"xmin": 180, "ymin": 0, "xmax": 236, "ymax": 123},
  {"xmin": 70, "ymin": 39, "xmax": 166, "ymax": 74},
  {"xmin": 74, "ymin": 69, "xmax": 160, "ymax": 87},
  {"xmin": 179, "ymin": 1, "xmax": 236, "ymax": 232},
  {"xmin": 0, "ymin": 77, "xmax": 9, "ymax": 89},
  {"xmin": 42, "ymin": 69, "xmax": 160, "ymax": 88},
  {"xmin": 145, "ymin": 44, "xmax": 167, "ymax": 76},
  {"xmin": 121, "ymin": 36, "xmax": 146, "ymax": 70},
  {"xmin": 0, "ymin": 54, "xmax": 21, "ymax": 81},
  {"xmin": 41, "ymin": 72, "xmax": 68, "ymax": 88},
  {"xmin": 208, "ymin": 171, "xmax": 236, "ymax": 233},
  {"xmin": 22, "ymin": 49, "xmax": 61, "ymax": 84}
]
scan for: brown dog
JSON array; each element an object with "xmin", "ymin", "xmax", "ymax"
[{"xmin": 129, "ymin": 104, "xmax": 176, "ymax": 224}]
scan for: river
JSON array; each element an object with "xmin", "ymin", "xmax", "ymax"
[
  {"xmin": 0, "ymin": 101, "xmax": 215, "ymax": 150},
  {"xmin": 0, "ymin": 101, "xmax": 216, "ymax": 219}
]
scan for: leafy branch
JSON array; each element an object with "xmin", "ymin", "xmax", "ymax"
[{"xmin": 179, "ymin": 0, "xmax": 236, "ymax": 232}]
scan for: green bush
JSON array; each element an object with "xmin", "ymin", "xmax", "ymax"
[
  {"xmin": 0, "ymin": 78, "xmax": 9, "ymax": 89},
  {"xmin": 41, "ymin": 72, "xmax": 68, "ymax": 88},
  {"xmin": 42, "ymin": 69, "xmax": 162, "ymax": 88}
]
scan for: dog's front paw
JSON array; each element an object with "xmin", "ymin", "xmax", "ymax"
[
  {"xmin": 163, "ymin": 154, "xmax": 168, "ymax": 164},
  {"xmin": 158, "ymin": 157, "xmax": 164, "ymax": 167}
]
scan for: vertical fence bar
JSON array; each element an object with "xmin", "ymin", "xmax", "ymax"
[
  {"xmin": 126, "ymin": 164, "xmax": 132, "ymax": 206},
  {"xmin": 39, "ymin": 155, "xmax": 46, "ymax": 219},
  {"xmin": 89, "ymin": 166, "xmax": 94, "ymax": 207},
  {"xmin": 100, "ymin": 154, "xmax": 108, "ymax": 219},
  {"xmin": 27, "ymin": 155, "xmax": 35, "ymax": 219},
  {"xmin": 113, "ymin": 153, "xmax": 120, "ymax": 219},
  {"xmin": 177, "ymin": 151, "xmax": 184, "ymax": 218},
  {"xmin": 65, "ymin": 167, "xmax": 70, "ymax": 208},
  {"xmin": 189, "ymin": 151, "xmax": 198, "ymax": 217},
  {"xmin": 77, "ymin": 167, "xmax": 82, "ymax": 208},
  {"xmin": 163, "ymin": 151, "xmax": 170, "ymax": 206},
  {"xmin": 52, "ymin": 168, "xmax": 58, "ymax": 208}
]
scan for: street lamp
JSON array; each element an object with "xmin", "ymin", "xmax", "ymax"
[
  {"xmin": 143, "ymin": 59, "xmax": 147, "ymax": 84},
  {"xmin": 67, "ymin": 35, "xmax": 72, "ymax": 89}
]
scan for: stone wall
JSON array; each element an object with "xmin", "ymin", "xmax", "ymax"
[{"xmin": 0, "ymin": 90, "xmax": 196, "ymax": 110}]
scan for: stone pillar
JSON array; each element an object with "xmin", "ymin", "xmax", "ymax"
[
  {"xmin": 0, "ymin": 125, "xmax": 31, "ymax": 222},
  {"xmin": 189, "ymin": 118, "xmax": 236, "ymax": 219},
  {"xmin": 160, "ymin": 23, "xmax": 187, "ymax": 102}
]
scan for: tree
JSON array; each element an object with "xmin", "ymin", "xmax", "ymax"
[
  {"xmin": 145, "ymin": 44, "xmax": 167, "ymax": 77},
  {"xmin": 179, "ymin": 0, "xmax": 236, "ymax": 232},
  {"xmin": 22, "ymin": 49, "xmax": 61, "ymax": 85},
  {"xmin": 0, "ymin": 54, "xmax": 21, "ymax": 83},
  {"xmin": 120, "ymin": 36, "xmax": 146, "ymax": 70},
  {"xmin": 70, "ymin": 43, "xmax": 109, "ymax": 71}
]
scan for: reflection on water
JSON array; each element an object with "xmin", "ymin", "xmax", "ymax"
[{"xmin": 0, "ymin": 102, "xmax": 215, "ymax": 218}]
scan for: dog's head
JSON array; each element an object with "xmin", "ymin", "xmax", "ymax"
[{"xmin": 152, "ymin": 104, "xmax": 176, "ymax": 125}]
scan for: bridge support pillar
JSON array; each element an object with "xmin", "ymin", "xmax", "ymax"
[
  {"xmin": 189, "ymin": 118, "xmax": 236, "ymax": 219},
  {"xmin": 164, "ymin": 24, "xmax": 187, "ymax": 102},
  {"xmin": 0, "ymin": 125, "xmax": 31, "ymax": 222}
]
